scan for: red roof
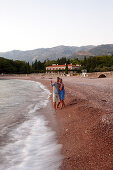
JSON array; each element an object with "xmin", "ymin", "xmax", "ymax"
[{"xmin": 47, "ymin": 64, "xmax": 81, "ymax": 68}]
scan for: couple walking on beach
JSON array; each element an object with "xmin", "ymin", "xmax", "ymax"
[{"xmin": 51, "ymin": 77, "xmax": 65, "ymax": 110}]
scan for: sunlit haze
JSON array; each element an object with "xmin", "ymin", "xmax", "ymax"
[{"xmin": 0, "ymin": 0, "xmax": 113, "ymax": 52}]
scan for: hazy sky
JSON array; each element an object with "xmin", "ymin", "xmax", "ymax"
[{"xmin": 0, "ymin": 0, "xmax": 113, "ymax": 52}]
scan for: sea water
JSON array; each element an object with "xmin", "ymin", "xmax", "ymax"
[{"xmin": 0, "ymin": 79, "xmax": 62, "ymax": 170}]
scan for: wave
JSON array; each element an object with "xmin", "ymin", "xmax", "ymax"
[{"xmin": 0, "ymin": 79, "xmax": 63, "ymax": 170}]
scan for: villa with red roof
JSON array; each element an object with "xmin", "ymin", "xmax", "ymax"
[{"xmin": 46, "ymin": 63, "xmax": 81, "ymax": 73}]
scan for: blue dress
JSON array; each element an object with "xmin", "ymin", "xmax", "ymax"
[{"xmin": 60, "ymin": 84, "xmax": 65, "ymax": 100}]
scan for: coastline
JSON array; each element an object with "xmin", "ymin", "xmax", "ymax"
[{"xmin": 0, "ymin": 74, "xmax": 113, "ymax": 170}]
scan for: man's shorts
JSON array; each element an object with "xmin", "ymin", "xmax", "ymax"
[{"xmin": 53, "ymin": 93, "xmax": 60, "ymax": 103}]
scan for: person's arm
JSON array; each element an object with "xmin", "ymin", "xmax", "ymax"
[
  {"xmin": 50, "ymin": 80, "xmax": 55, "ymax": 87},
  {"xmin": 59, "ymin": 84, "xmax": 63, "ymax": 90},
  {"xmin": 57, "ymin": 83, "xmax": 60, "ymax": 89}
]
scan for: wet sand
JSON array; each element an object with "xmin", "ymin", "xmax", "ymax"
[{"xmin": 0, "ymin": 75, "xmax": 113, "ymax": 170}]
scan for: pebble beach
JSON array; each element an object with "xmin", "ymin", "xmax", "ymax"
[{"xmin": 0, "ymin": 74, "xmax": 113, "ymax": 170}]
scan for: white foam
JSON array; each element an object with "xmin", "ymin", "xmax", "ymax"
[
  {"xmin": 0, "ymin": 80, "xmax": 63, "ymax": 170},
  {"xmin": 0, "ymin": 116, "xmax": 63, "ymax": 170}
]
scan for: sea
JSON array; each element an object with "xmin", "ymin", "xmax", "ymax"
[{"xmin": 0, "ymin": 79, "xmax": 62, "ymax": 170}]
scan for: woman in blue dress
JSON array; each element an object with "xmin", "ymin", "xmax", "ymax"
[{"xmin": 59, "ymin": 78, "xmax": 65, "ymax": 109}]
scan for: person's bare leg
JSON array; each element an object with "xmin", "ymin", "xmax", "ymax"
[
  {"xmin": 63, "ymin": 100, "xmax": 65, "ymax": 108},
  {"xmin": 57, "ymin": 102, "xmax": 60, "ymax": 108},
  {"xmin": 60, "ymin": 100, "xmax": 63, "ymax": 109}
]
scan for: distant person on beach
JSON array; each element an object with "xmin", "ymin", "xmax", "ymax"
[
  {"xmin": 59, "ymin": 78, "xmax": 65, "ymax": 109},
  {"xmin": 51, "ymin": 77, "xmax": 60, "ymax": 110}
]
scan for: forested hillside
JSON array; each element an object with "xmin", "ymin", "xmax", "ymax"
[
  {"xmin": 0, "ymin": 55, "xmax": 113, "ymax": 74},
  {"xmin": 0, "ymin": 57, "xmax": 31, "ymax": 74}
]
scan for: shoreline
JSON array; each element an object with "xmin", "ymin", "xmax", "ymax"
[
  {"xmin": 0, "ymin": 75, "xmax": 113, "ymax": 170},
  {"xmin": 0, "ymin": 79, "xmax": 63, "ymax": 169}
]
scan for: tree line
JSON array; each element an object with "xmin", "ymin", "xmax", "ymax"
[
  {"xmin": 0, "ymin": 55, "xmax": 113, "ymax": 74},
  {"xmin": 0, "ymin": 57, "xmax": 31, "ymax": 74},
  {"xmin": 81, "ymin": 55, "xmax": 113, "ymax": 72}
]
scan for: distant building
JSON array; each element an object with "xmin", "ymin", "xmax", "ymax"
[{"xmin": 46, "ymin": 63, "xmax": 81, "ymax": 74}]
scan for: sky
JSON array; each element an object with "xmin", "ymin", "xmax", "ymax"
[{"xmin": 0, "ymin": 0, "xmax": 113, "ymax": 52}]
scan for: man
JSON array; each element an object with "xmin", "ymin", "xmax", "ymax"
[{"xmin": 51, "ymin": 77, "xmax": 60, "ymax": 110}]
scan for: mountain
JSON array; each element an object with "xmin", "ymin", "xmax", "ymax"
[
  {"xmin": 0, "ymin": 44, "xmax": 113, "ymax": 63},
  {"xmin": 69, "ymin": 44, "xmax": 113, "ymax": 59},
  {"xmin": 70, "ymin": 51, "xmax": 95, "ymax": 60},
  {"xmin": 0, "ymin": 45, "xmax": 95, "ymax": 63},
  {"xmin": 89, "ymin": 44, "xmax": 113, "ymax": 56}
]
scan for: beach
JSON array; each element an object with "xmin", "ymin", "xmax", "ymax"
[{"xmin": 0, "ymin": 74, "xmax": 113, "ymax": 170}]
